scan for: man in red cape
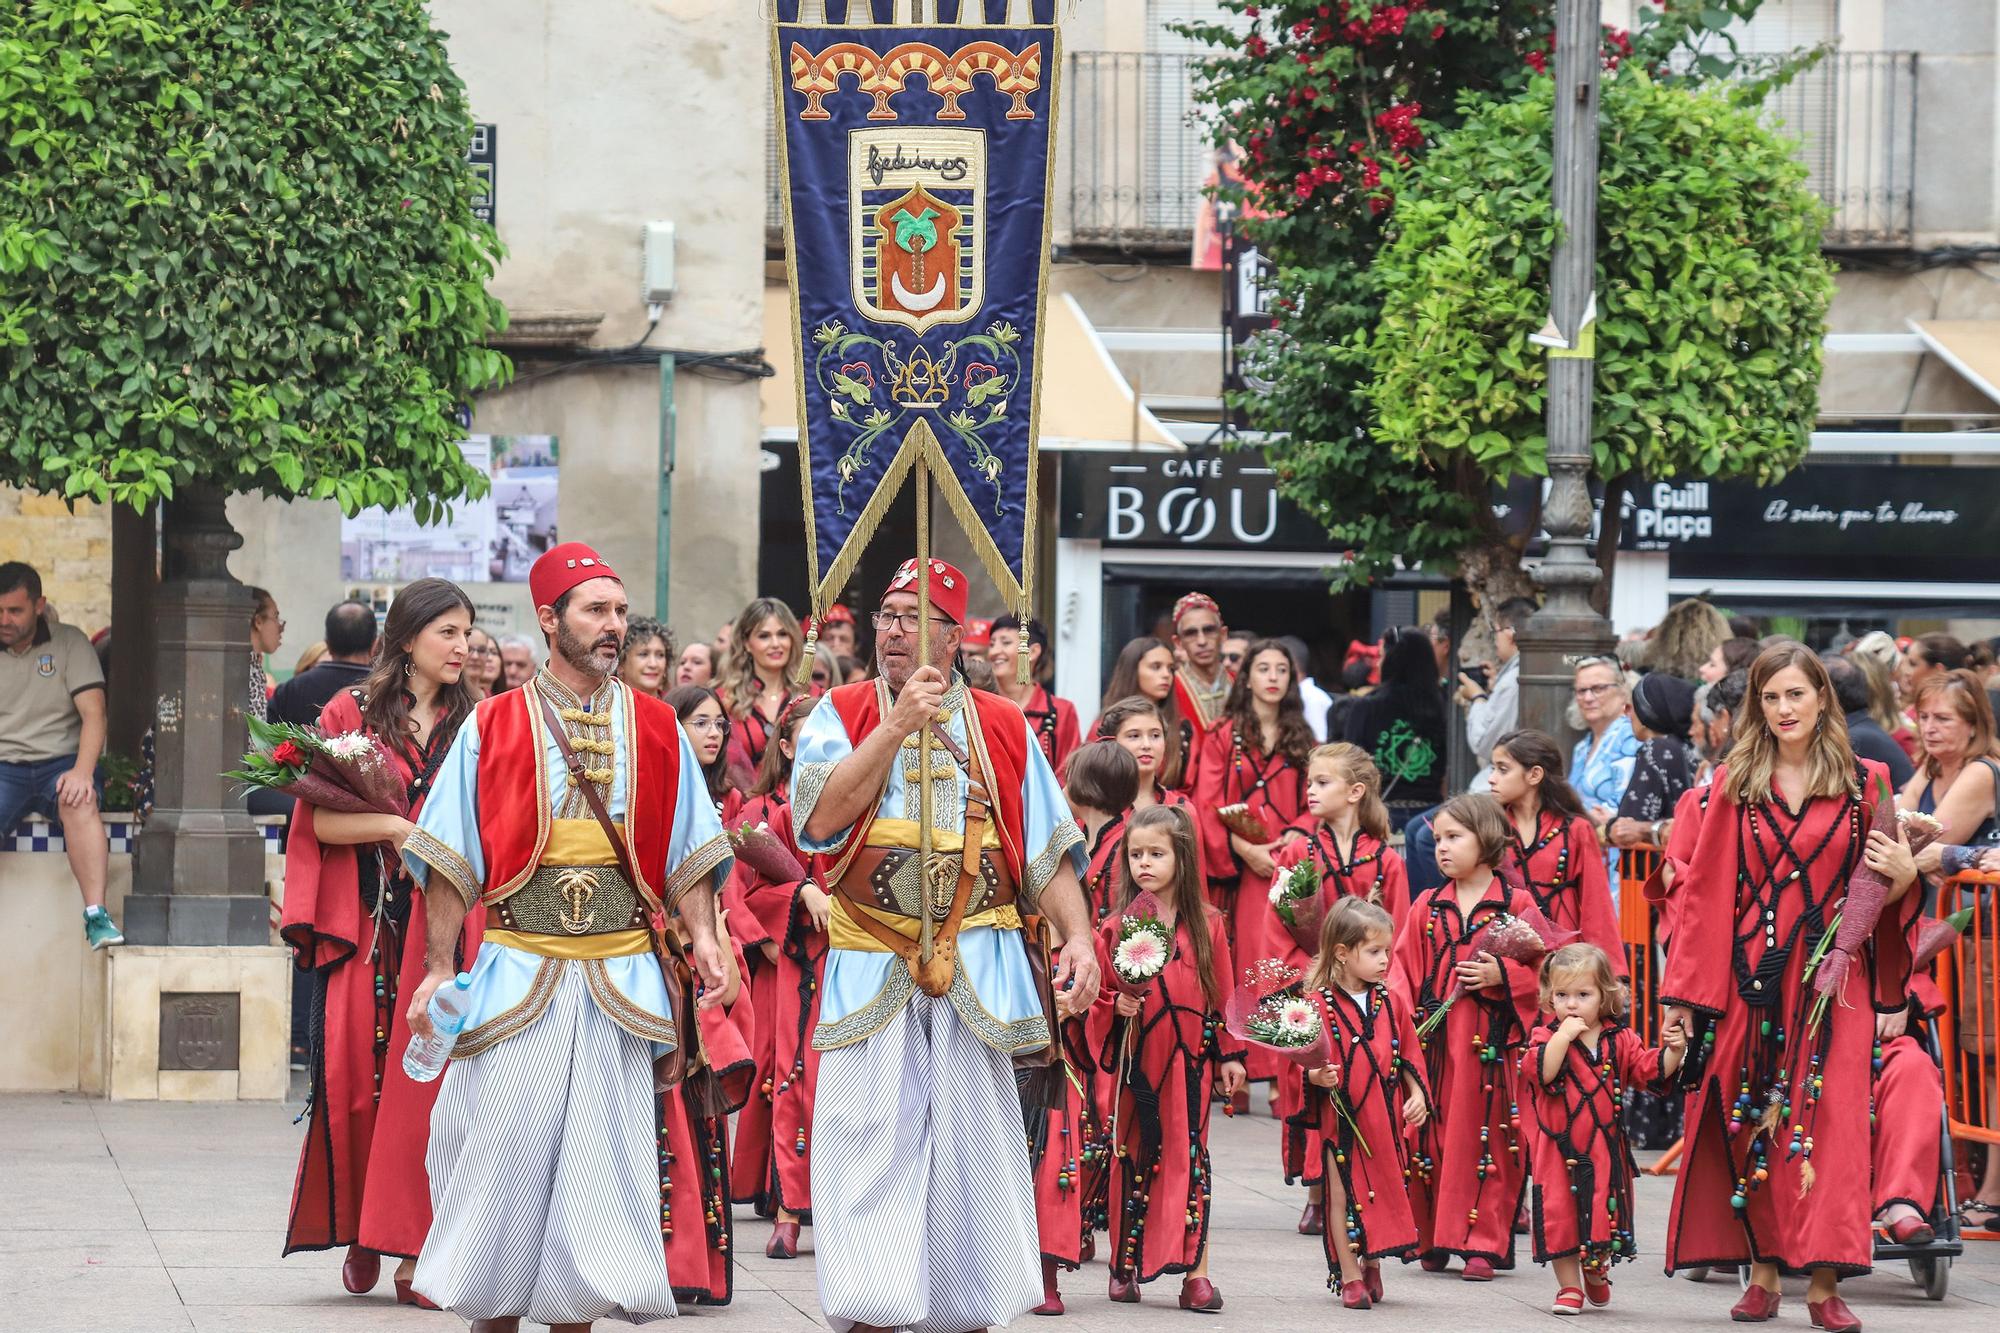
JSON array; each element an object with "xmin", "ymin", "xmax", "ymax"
[
  {"xmin": 794, "ymin": 558, "xmax": 1101, "ymax": 1333},
  {"xmin": 399, "ymin": 543, "xmax": 732, "ymax": 1331}
]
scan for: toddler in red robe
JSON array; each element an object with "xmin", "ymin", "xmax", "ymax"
[
  {"xmin": 1300, "ymin": 896, "xmax": 1430, "ymax": 1308},
  {"xmin": 1390, "ymin": 793, "xmax": 1543, "ymax": 1280},
  {"xmin": 1523, "ymin": 944, "xmax": 1685, "ymax": 1315}
]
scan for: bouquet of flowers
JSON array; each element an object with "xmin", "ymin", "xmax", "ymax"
[
  {"xmin": 1270, "ymin": 858, "xmax": 1326, "ymax": 952},
  {"xmin": 227, "ymin": 718, "xmax": 408, "ymax": 817},
  {"xmin": 1108, "ymin": 891, "xmax": 1173, "ymax": 996},
  {"xmin": 1224, "ymin": 959, "xmax": 1332, "ymax": 1068},
  {"xmin": 1911, "ymin": 906, "xmax": 1977, "ymax": 974},
  {"xmin": 1217, "ymin": 802, "xmax": 1274, "ymax": 844},
  {"xmin": 729, "ymin": 820, "xmax": 807, "ymax": 884},
  {"xmin": 1413, "ymin": 904, "xmax": 1567, "ymax": 1038},
  {"xmin": 1807, "ymin": 797, "xmax": 1946, "ymax": 1028}
]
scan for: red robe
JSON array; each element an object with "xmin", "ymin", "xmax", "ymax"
[
  {"xmin": 280, "ymin": 690, "xmax": 484, "ymax": 1257},
  {"xmin": 1503, "ymin": 809, "xmax": 1622, "ymax": 963},
  {"xmin": 1082, "ymin": 810, "xmax": 1130, "ymax": 923},
  {"xmin": 1647, "ymin": 784, "xmax": 1714, "ymax": 950},
  {"xmin": 727, "ymin": 704, "xmax": 779, "ymax": 788},
  {"xmin": 1194, "ymin": 720, "xmax": 1305, "ymax": 1078},
  {"xmin": 768, "ymin": 871, "xmax": 829, "ymax": 1218},
  {"xmin": 1020, "ymin": 684, "xmax": 1082, "ymax": 774},
  {"xmin": 1521, "ymin": 1023, "xmax": 1669, "ymax": 1267},
  {"xmin": 1170, "ymin": 669, "xmax": 1226, "ymax": 793},
  {"xmin": 1303, "ymin": 984, "xmax": 1427, "ymax": 1289},
  {"xmin": 1390, "ymin": 879, "xmax": 1543, "ymax": 1267},
  {"xmin": 1271, "ymin": 821, "xmax": 1410, "ymax": 1185},
  {"xmin": 1659, "ymin": 761, "xmax": 1912, "ymax": 1276},
  {"xmin": 723, "ymin": 791, "xmax": 801, "ymax": 1213},
  {"xmin": 1033, "ymin": 1013, "xmax": 1109, "ymax": 1269},
  {"xmin": 660, "ymin": 935, "xmax": 757, "ymax": 1305},
  {"xmin": 1091, "ymin": 907, "xmax": 1242, "ymax": 1284}
]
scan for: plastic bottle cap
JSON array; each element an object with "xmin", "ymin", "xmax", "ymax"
[{"xmin": 454, "ymin": 972, "xmax": 473, "ymax": 988}]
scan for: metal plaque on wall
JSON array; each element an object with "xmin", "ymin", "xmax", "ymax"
[
  {"xmin": 468, "ymin": 123, "xmax": 497, "ymax": 226},
  {"xmin": 159, "ymin": 992, "xmax": 240, "ymax": 1071}
]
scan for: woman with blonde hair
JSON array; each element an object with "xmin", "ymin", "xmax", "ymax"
[
  {"xmin": 1660, "ymin": 644, "xmax": 1917, "ymax": 1329},
  {"xmin": 720, "ymin": 597, "xmax": 803, "ymax": 777}
]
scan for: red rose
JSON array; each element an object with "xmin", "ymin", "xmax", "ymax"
[{"xmin": 271, "ymin": 741, "xmax": 305, "ymax": 767}]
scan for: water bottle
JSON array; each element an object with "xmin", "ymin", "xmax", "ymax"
[{"xmin": 402, "ymin": 972, "xmax": 474, "ymax": 1083}]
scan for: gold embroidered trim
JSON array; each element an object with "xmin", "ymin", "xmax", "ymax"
[
  {"xmin": 791, "ymin": 760, "xmax": 845, "ymax": 853},
  {"xmin": 453, "ymin": 957, "xmax": 563, "ymax": 1058},
  {"xmin": 405, "ymin": 826, "xmax": 480, "ymax": 908},
  {"xmin": 582, "ymin": 959, "xmax": 679, "ymax": 1048},
  {"xmin": 498, "ymin": 683, "xmax": 556, "ymax": 899},
  {"xmin": 948, "ymin": 962, "xmax": 1051, "ymax": 1056},
  {"xmin": 812, "ymin": 963, "xmax": 916, "ymax": 1051},
  {"xmin": 1023, "ymin": 818, "xmax": 1084, "ymax": 911},
  {"xmin": 662, "ymin": 831, "xmax": 733, "ymax": 911}
]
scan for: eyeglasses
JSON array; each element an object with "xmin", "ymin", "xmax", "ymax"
[
  {"xmin": 1222, "ymin": 651, "xmax": 1245, "ymax": 665},
  {"xmin": 1574, "ymin": 683, "xmax": 1619, "ymax": 701},
  {"xmin": 467, "ymin": 645, "xmax": 497, "ymax": 658},
  {"xmin": 871, "ymin": 611, "xmax": 953, "ymax": 633},
  {"xmin": 684, "ymin": 716, "xmax": 729, "ymax": 734}
]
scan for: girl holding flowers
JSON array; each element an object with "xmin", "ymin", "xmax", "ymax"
[
  {"xmin": 1489, "ymin": 731, "xmax": 1623, "ymax": 961},
  {"xmin": 1270, "ymin": 743, "xmax": 1410, "ymax": 1232},
  {"xmin": 1091, "ymin": 804, "xmax": 1247, "ymax": 1311},
  {"xmin": 1523, "ymin": 944, "xmax": 1685, "ymax": 1316},
  {"xmin": 1300, "ymin": 897, "xmax": 1429, "ymax": 1308},
  {"xmin": 1390, "ymin": 793, "xmax": 1544, "ymax": 1281}
]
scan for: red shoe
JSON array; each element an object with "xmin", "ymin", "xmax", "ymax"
[
  {"xmin": 1079, "ymin": 1232, "xmax": 1096, "ymax": 1264},
  {"xmin": 1552, "ymin": 1287, "xmax": 1584, "ymax": 1316},
  {"xmin": 766, "ymin": 1221, "xmax": 801, "ymax": 1260},
  {"xmin": 1583, "ymin": 1271, "xmax": 1612, "ymax": 1307},
  {"xmin": 1341, "ymin": 1284, "xmax": 1372, "ymax": 1310},
  {"xmin": 1363, "ymin": 1266, "xmax": 1384, "ymax": 1304},
  {"xmin": 341, "ymin": 1245, "xmax": 379, "ymax": 1296},
  {"xmin": 1731, "ymin": 1285, "xmax": 1782, "ymax": 1323},
  {"xmin": 1179, "ymin": 1277, "xmax": 1224, "ymax": 1312},
  {"xmin": 393, "ymin": 1277, "xmax": 440, "ymax": 1310},
  {"xmin": 1462, "ymin": 1257, "xmax": 1495, "ymax": 1282},
  {"xmin": 1885, "ymin": 1214, "xmax": 1935, "ymax": 1246},
  {"xmin": 1299, "ymin": 1202, "xmax": 1325, "ymax": 1235},
  {"xmin": 1109, "ymin": 1270, "xmax": 1139, "ymax": 1303},
  {"xmin": 1032, "ymin": 1257, "xmax": 1064, "ymax": 1316},
  {"xmin": 1808, "ymin": 1296, "xmax": 1862, "ymax": 1333},
  {"xmin": 1419, "ymin": 1253, "xmax": 1450, "ymax": 1274}
]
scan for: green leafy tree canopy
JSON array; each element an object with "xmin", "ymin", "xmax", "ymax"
[
  {"xmin": 1368, "ymin": 70, "xmax": 1834, "ymax": 519},
  {"xmin": 0, "ymin": 0, "xmax": 509, "ymax": 521}
]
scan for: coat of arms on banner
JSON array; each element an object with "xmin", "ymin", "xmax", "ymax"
[{"xmin": 851, "ymin": 128, "xmax": 984, "ymax": 334}]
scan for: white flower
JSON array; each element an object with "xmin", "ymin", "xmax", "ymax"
[
  {"xmin": 1269, "ymin": 880, "xmax": 1287, "ymax": 906},
  {"xmin": 319, "ymin": 733, "xmax": 373, "ymax": 761},
  {"xmin": 1276, "ymin": 998, "xmax": 1319, "ymax": 1039},
  {"xmin": 1114, "ymin": 931, "xmax": 1167, "ymax": 981}
]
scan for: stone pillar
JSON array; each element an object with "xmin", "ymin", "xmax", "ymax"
[
  {"xmin": 126, "ymin": 483, "xmax": 268, "ymax": 945},
  {"xmin": 107, "ymin": 502, "xmax": 158, "ymax": 757},
  {"xmin": 1516, "ymin": 0, "xmax": 1615, "ymax": 747}
]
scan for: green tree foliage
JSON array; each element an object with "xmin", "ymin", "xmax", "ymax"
[
  {"xmin": 1368, "ymin": 72, "xmax": 1833, "ymax": 546},
  {"xmin": 0, "ymin": 0, "xmax": 508, "ymax": 520},
  {"xmin": 1181, "ymin": 0, "xmax": 1787, "ymax": 594}
]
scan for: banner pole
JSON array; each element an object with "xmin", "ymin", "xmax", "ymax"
[{"xmin": 917, "ymin": 454, "xmax": 936, "ymax": 967}]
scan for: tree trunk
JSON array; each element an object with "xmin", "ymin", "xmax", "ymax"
[{"xmin": 1455, "ymin": 534, "xmax": 1539, "ymax": 613}]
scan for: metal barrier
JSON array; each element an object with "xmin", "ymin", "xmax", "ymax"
[
  {"xmin": 1938, "ymin": 874, "xmax": 2000, "ymax": 1171},
  {"xmin": 1618, "ymin": 844, "xmax": 1665, "ymax": 1045}
]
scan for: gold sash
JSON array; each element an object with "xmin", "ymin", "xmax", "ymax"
[{"xmin": 482, "ymin": 927, "xmax": 653, "ymax": 960}]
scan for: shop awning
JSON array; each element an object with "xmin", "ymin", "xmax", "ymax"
[
  {"xmin": 760, "ymin": 286, "xmax": 1181, "ymax": 452},
  {"xmin": 1910, "ymin": 319, "xmax": 2000, "ymax": 407}
]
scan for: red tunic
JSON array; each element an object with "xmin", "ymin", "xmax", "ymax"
[
  {"xmin": 660, "ymin": 935, "xmax": 757, "ymax": 1305},
  {"xmin": 1503, "ymin": 809, "xmax": 1622, "ymax": 962},
  {"xmin": 768, "ymin": 876, "xmax": 828, "ymax": 1217},
  {"xmin": 1521, "ymin": 1023, "xmax": 1669, "ymax": 1266},
  {"xmin": 1303, "ymin": 985, "xmax": 1427, "ymax": 1288},
  {"xmin": 1194, "ymin": 720, "xmax": 1305, "ymax": 1078},
  {"xmin": 1032, "ymin": 1014, "xmax": 1109, "ymax": 1269},
  {"xmin": 1020, "ymin": 684, "xmax": 1082, "ymax": 773},
  {"xmin": 1170, "ymin": 671, "xmax": 1225, "ymax": 793},
  {"xmin": 1649, "ymin": 784, "xmax": 1714, "ymax": 949},
  {"xmin": 1658, "ymin": 761, "xmax": 1912, "ymax": 1276},
  {"xmin": 1090, "ymin": 907, "xmax": 1243, "ymax": 1284},
  {"xmin": 1082, "ymin": 810, "xmax": 1130, "ymax": 923},
  {"xmin": 1270, "ymin": 821, "xmax": 1410, "ymax": 1185},
  {"xmin": 723, "ymin": 791, "xmax": 801, "ymax": 1213},
  {"xmin": 280, "ymin": 690, "xmax": 483, "ymax": 1257},
  {"xmin": 1872, "ymin": 1034, "xmax": 1943, "ymax": 1218},
  {"xmin": 727, "ymin": 704, "xmax": 779, "ymax": 788},
  {"xmin": 1390, "ymin": 879, "xmax": 1544, "ymax": 1267}
]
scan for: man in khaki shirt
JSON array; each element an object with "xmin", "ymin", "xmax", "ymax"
[{"xmin": 0, "ymin": 563, "xmax": 120, "ymax": 950}]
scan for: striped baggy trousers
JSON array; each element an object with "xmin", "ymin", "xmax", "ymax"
[
  {"xmin": 414, "ymin": 963, "xmax": 677, "ymax": 1324},
  {"xmin": 812, "ymin": 992, "xmax": 1041, "ymax": 1333}
]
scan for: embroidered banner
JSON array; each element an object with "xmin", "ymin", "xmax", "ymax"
[{"xmin": 771, "ymin": 0, "xmax": 1060, "ymax": 620}]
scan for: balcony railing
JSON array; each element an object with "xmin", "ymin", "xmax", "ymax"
[{"xmin": 1755, "ymin": 50, "xmax": 1917, "ymax": 248}]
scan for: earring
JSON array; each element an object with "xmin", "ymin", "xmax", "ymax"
[{"xmin": 404, "ymin": 661, "xmax": 415, "ymax": 677}]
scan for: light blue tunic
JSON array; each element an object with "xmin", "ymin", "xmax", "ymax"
[
  {"xmin": 1572, "ymin": 713, "xmax": 1640, "ymax": 901},
  {"xmin": 790, "ymin": 677, "xmax": 1085, "ymax": 1055},
  {"xmin": 403, "ymin": 674, "xmax": 731, "ymax": 1056}
]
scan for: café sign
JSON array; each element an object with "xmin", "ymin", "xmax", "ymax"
[{"xmin": 1059, "ymin": 447, "xmax": 1330, "ymax": 553}]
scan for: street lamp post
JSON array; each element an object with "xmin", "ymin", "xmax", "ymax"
[{"xmin": 1516, "ymin": 0, "xmax": 1616, "ymax": 746}]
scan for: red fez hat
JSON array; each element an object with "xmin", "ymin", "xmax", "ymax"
[
  {"xmin": 822, "ymin": 602, "xmax": 856, "ymax": 626},
  {"xmin": 962, "ymin": 617, "xmax": 994, "ymax": 648},
  {"xmin": 885, "ymin": 558, "xmax": 969, "ymax": 626},
  {"xmin": 530, "ymin": 542, "xmax": 621, "ymax": 610}
]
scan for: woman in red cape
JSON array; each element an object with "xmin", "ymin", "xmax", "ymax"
[
  {"xmin": 279, "ymin": 579, "xmax": 482, "ymax": 1304},
  {"xmin": 1193, "ymin": 641, "xmax": 1312, "ymax": 1091},
  {"xmin": 1660, "ymin": 646, "xmax": 1918, "ymax": 1332},
  {"xmin": 1269, "ymin": 743, "xmax": 1409, "ymax": 1228},
  {"xmin": 1489, "ymin": 730, "xmax": 1623, "ymax": 961},
  {"xmin": 659, "ymin": 930, "xmax": 757, "ymax": 1305},
  {"xmin": 1390, "ymin": 794, "xmax": 1544, "ymax": 1278}
]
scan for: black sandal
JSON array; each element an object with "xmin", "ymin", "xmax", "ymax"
[{"xmin": 1960, "ymin": 1200, "xmax": 2000, "ymax": 1229}]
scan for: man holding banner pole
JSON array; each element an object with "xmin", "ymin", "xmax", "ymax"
[{"xmin": 794, "ymin": 556, "xmax": 1098, "ymax": 1333}]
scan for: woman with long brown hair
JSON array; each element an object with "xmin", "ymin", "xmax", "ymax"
[
  {"xmin": 280, "ymin": 577, "xmax": 482, "ymax": 1305},
  {"xmin": 720, "ymin": 597, "xmax": 802, "ymax": 778},
  {"xmin": 1661, "ymin": 645, "xmax": 1918, "ymax": 1330},
  {"xmin": 1101, "ymin": 636, "xmax": 1193, "ymax": 790}
]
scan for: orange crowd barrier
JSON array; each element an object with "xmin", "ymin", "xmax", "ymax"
[
  {"xmin": 1618, "ymin": 844, "xmax": 1664, "ymax": 1045},
  {"xmin": 1937, "ymin": 874, "xmax": 2000, "ymax": 1171}
]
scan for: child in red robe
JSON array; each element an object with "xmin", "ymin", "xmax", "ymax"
[
  {"xmin": 1093, "ymin": 804, "xmax": 1247, "ymax": 1311},
  {"xmin": 1271, "ymin": 742, "xmax": 1410, "ymax": 1232},
  {"xmin": 1489, "ymin": 731, "xmax": 1622, "ymax": 961},
  {"xmin": 1391, "ymin": 794, "xmax": 1543, "ymax": 1280},
  {"xmin": 1098, "ymin": 695, "xmax": 1216, "ymax": 897},
  {"xmin": 1523, "ymin": 944, "xmax": 1685, "ymax": 1315},
  {"xmin": 1300, "ymin": 897, "xmax": 1430, "ymax": 1308}
]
